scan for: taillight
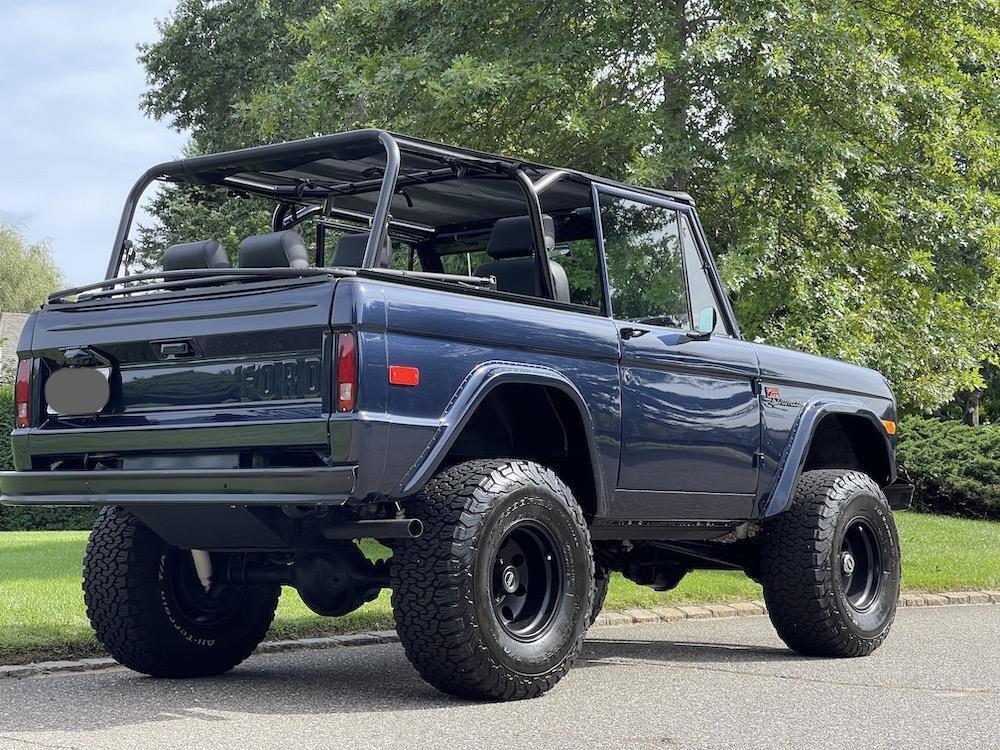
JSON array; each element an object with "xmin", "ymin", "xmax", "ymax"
[
  {"xmin": 14, "ymin": 359, "xmax": 31, "ymax": 428},
  {"xmin": 335, "ymin": 333, "xmax": 357, "ymax": 412}
]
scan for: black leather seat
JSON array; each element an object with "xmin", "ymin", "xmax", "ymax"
[
  {"xmin": 473, "ymin": 215, "xmax": 570, "ymax": 302},
  {"xmin": 162, "ymin": 239, "xmax": 230, "ymax": 271},
  {"xmin": 330, "ymin": 232, "xmax": 393, "ymax": 268},
  {"xmin": 238, "ymin": 230, "xmax": 310, "ymax": 269}
]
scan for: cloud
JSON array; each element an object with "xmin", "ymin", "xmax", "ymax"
[
  {"xmin": 0, "ymin": 0, "xmax": 188, "ymax": 285},
  {"xmin": 0, "ymin": 210, "xmax": 36, "ymax": 227}
]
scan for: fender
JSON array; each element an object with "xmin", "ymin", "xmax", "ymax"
[
  {"xmin": 757, "ymin": 396, "xmax": 895, "ymax": 518},
  {"xmin": 395, "ymin": 360, "xmax": 609, "ymax": 515}
]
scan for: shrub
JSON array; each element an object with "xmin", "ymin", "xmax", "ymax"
[
  {"xmin": 0, "ymin": 386, "xmax": 97, "ymax": 531},
  {"xmin": 896, "ymin": 416, "xmax": 1000, "ymax": 520}
]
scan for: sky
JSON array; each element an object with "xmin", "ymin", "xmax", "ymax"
[{"xmin": 0, "ymin": 0, "xmax": 188, "ymax": 286}]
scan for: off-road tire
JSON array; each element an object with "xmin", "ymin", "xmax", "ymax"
[
  {"xmin": 391, "ymin": 459, "xmax": 594, "ymax": 701},
  {"xmin": 760, "ymin": 469, "xmax": 900, "ymax": 657},
  {"xmin": 83, "ymin": 507, "xmax": 281, "ymax": 677},
  {"xmin": 590, "ymin": 560, "xmax": 610, "ymax": 626}
]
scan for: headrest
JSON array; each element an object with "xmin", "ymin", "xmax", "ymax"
[
  {"xmin": 331, "ymin": 232, "xmax": 393, "ymax": 268},
  {"xmin": 486, "ymin": 215, "xmax": 555, "ymax": 259},
  {"xmin": 162, "ymin": 239, "xmax": 230, "ymax": 271},
  {"xmin": 238, "ymin": 230, "xmax": 309, "ymax": 269}
]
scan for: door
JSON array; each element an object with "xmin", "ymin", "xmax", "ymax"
[{"xmin": 595, "ymin": 187, "xmax": 761, "ymax": 520}]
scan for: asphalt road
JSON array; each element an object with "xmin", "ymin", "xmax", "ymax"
[{"xmin": 0, "ymin": 605, "xmax": 996, "ymax": 750}]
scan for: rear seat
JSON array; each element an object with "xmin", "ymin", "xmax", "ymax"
[
  {"xmin": 330, "ymin": 232, "xmax": 393, "ymax": 268},
  {"xmin": 162, "ymin": 239, "xmax": 230, "ymax": 271},
  {"xmin": 238, "ymin": 230, "xmax": 310, "ymax": 269}
]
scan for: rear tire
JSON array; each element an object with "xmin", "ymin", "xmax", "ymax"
[
  {"xmin": 760, "ymin": 469, "xmax": 900, "ymax": 657},
  {"xmin": 391, "ymin": 459, "xmax": 594, "ymax": 701},
  {"xmin": 590, "ymin": 561, "xmax": 610, "ymax": 626},
  {"xmin": 83, "ymin": 507, "xmax": 280, "ymax": 677}
]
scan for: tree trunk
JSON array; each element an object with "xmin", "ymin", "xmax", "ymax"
[
  {"xmin": 667, "ymin": 0, "xmax": 689, "ymax": 191},
  {"xmin": 963, "ymin": 389, "xmax": 981, "ymax": 427}
]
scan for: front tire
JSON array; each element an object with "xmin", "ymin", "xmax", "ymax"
[
  {"xmin": 83, "ymin": 507, "xmax": 280, "ymax": 677},
  {"xmin": 391, "ymin": 459, "xmax": 594, "ymax": 701},
  {"xmin": 760, "ymin": 469, "xmax": 900, "ymax": 657}
]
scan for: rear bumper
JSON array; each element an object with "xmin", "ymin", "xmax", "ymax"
[
  {"xmin": 883, "ymin": 481, "xmax": 914, "ymax": 511},
  {"xmin": 0, "ymin": 466, "xmax": 357, "ymax": 506}
]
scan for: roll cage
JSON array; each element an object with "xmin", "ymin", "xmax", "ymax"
[{"xmin": 101, "ymin": 129, "xmax": 741, "ymax": 337}]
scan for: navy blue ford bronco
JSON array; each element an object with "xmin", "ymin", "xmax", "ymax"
[{"xmin": 1, "ymin": 130, "xmax": 912, "ymax": 700}]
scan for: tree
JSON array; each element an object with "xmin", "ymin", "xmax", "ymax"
[
  {"xmin": 140, "ymin": 0, "xmax": 1000, "ymax": 413},
  {"xmin": 134, "ymin": 0, "xmax": 326, "ymax": 265},
  {"xmin": 0, "ymin": 221, "xmax": 64, "ymax": 313},
  {"xmin": 139, "ymin": 0, "xmax": 324, "ymax": 153}
]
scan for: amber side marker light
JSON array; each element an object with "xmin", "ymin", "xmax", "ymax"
[
  {"xmin": 389, "ymin": 365, "xmax": 420, "ymax": 387},
  {"xmin": 881, "ymin": 419, "xmax": 897, "ymax": 436}
]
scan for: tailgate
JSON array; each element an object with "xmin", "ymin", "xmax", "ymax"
[{"xmin": 22, "ymin": 278, "xmax": 337, "ymax": 467}]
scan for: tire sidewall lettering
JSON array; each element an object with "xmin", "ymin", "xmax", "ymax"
[
  {"xmin": 470, "ymin": 483, "xmax": 589, "ymax": 676},
  {"xmin": 831, "ymin": 492, "xmax": 900, "ymax": 638}
]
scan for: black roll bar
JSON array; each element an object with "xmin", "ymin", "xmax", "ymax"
[
  {"xmin": 510, "ymin": 167, "xmax": 554, "ymax": 301},
  {"xmin": 363, "ymin": 132, "xmax": 401, "ymax": 268}
]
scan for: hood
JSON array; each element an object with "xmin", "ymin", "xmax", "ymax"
[{"xmin": 753, "ymin": 342, "xmax": 893, "ymax": 402}]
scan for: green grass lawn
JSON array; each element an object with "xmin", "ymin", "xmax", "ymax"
[{"xmin": 1, "ymin": 511, "xmax": 997, "ymax": 665}]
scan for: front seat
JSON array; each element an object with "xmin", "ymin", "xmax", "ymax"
[
  {"xmin": 330, "ymin": 232, "xmax": 393, "ymax": 269},
  {"xmin": 238, "ymin": 230, "xmax": 310, "ymax": 269},
  {"xmin": 162, "ymin": 239, "xmax": 230, "ymax": 271},
  {"xmin": 473, "ymin": 215, "xmax": 570, "ymax": 302}
]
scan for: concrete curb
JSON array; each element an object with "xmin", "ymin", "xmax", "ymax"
[
  {"xmin": 592, "ymin": 589, "xmax": 1000, "ymax": 628},
  {"xmin": 3, "ymin": 591, "xmax": 998, "ymax": 680}
]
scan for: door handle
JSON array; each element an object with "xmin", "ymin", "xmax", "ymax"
[
  {"xmin": 620, "ymin": 327, "xmax": 650, "ymax": 340},
  {"xmin": 159, "ymin": 341, "xmax": 193, "ymax": 358}
]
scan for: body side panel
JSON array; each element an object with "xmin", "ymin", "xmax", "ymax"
[
  {"xmin": 753, "ymin": 343, "xmax": 896, "ymax": 517},
  {"xmin": 334, "ymin": 278, "xmax": 622, "ymax": 509}
]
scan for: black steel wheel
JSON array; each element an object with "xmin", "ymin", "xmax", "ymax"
[
  {"xmin": 163, "ymin": 547, "xmax": 246, "ymax": 627},
  {"xmin": 491, "ymin": 522, "xmax": 563, "ymax": 639},
  {"xmin": 84, "ymin": 507, "xmax": 280, "ymax": 677},
  {"xmin": 838, "ymin": 517, "xmax": 884, "ymax": 611},
  {"xmin": 392, "ymin": 459, "xmax": 594, "ymax": 701},
  {"xmin": 760, "ymin": 469, "xmax": 900, "ymax": 657}
]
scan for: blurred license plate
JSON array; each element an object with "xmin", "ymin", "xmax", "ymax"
[{"xmin": 45, "ymin": 367, "xmax": 111, "ymax": 416}]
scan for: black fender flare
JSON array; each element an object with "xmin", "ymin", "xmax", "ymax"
[
  {"xmin": 757, "ymin": 396, "xmax": 896, "ymax": 518},
  {"xmin": 395, "ymin": 361, "xmax": 609, "ymax": 516}
]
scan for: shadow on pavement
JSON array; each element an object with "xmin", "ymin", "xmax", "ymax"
[
  {"xmin": 581, "ymin": 637, "xmax": 799, "ymax": 667},
  {"xmin": 0, "ymin": 634, "xmax": 799, "ymax": 735},
  {"xmin": 0, "ymin": 645, "xmax": 455, "ymax": 735}
]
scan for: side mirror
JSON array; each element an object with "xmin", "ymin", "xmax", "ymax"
[{"xmin": 686, "ymin": 307, "xmax": 717, "ymax": 341}]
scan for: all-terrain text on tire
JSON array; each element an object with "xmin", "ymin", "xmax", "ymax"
[
  {"xmin": 1, "ymin": 130, "xmax": 914, "ymax": 699},
  {"xmin": 83, "ymin": 507, "xmax": 281, "ymax": 678}
]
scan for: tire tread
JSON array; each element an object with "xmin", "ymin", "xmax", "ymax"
[{"xmin": 391, "ymin": 458, "xmax": 593, "ymax": 700}]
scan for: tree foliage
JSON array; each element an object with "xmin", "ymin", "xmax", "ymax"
[
  {"xmin": 0, "ymin": 221, "xmax": 63, "ymax": 313},
  {"xmin": 140, "ymin": 0, "xmax": 1000, "ymax": 412},
  {"xmin": 897, "ymin": 416, "xmax": 1000, "ymax": 520},
  {"xmin": 133, "ymin": 182, "xmax": 273, "ymax": 270}
]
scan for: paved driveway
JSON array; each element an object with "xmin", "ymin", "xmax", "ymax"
[{"xmin": 1, "ymin": 605, "xmax": 996, "ymax": 750}]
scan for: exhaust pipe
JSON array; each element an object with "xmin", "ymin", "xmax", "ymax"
[{"xmin": 322, "ymin": 517, "xmax": 423, "ymax": 540}]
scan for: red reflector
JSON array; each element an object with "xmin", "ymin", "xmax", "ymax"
[
  {"xmin": 14, "ymin": 359, "xmax": 31, "ymax": 428},
  {"xmin": 389, "ymin": 366, "xmax": 420, "ymax": 387},
  {"xmin": 335, "ymin": 333, "xmax": 357, "ymax": 413}
]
